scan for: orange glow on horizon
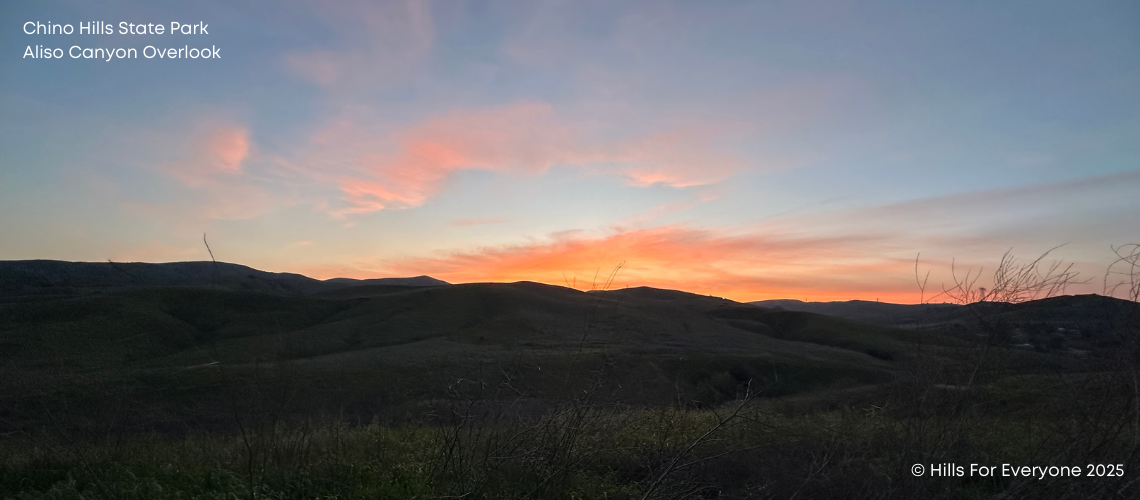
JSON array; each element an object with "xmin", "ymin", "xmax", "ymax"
[{"xmin": 297, "ymin": 225, "xmax": 923, "ymax": 304}]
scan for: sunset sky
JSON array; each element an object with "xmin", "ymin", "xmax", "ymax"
[{"xmin": 2, "ymin": 1, "xmax": 1138, "ymax": 302}]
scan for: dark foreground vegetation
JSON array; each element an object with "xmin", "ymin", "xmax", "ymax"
[{"xmin": 1, "ymin": 248, "xmax": 1139, "ymax": 499}]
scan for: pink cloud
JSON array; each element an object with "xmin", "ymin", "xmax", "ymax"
[
  {"xmin": 618, "ymin": 130, "xmax": 736, "ymax": 187},
  {"xmin": 298, "ymin": 103, "xmax": 738, "ymax": 216},
  {"xmin": 205, "ymin": 126, "xmax": 250, "ymax": 174},
  {"xmin": 162, "ymin": 125, "xmax": 251, "ymax": 187},
  {"xmin": 153, "ymin": 122, "xmax": 272, "ymax": 220}
]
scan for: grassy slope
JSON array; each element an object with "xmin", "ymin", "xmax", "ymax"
[{"xmin": 0, "ymin": 282, "xmax": 938, "ymax": 432}]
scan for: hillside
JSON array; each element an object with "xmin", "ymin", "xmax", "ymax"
[
  {"xmin": 751, "ymin": 295, "xmax": 1138, "ymax": 330},
  {"xmin": 0, "ymin": 259, "xmax": 448, "ymax": 298},
  {"xmin": 0, "ymin": 278, "xmax": 962, "ymax": 434},
  {"xmin": 8, "ymin": 268, "xmax": 1120, "ymax": 435},
  {"xmin": 750, "ymin": 299, "xmax": 963, "ymax": 327}
]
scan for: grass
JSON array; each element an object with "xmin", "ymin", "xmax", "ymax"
[{"xmin": 3, "ymin": 374, "xmax": 1135, "ymax": 500}]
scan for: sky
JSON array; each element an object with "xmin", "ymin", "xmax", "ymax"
[{"xmin": 1, "ymin": 0, "xmax": 1138, "ymax": 303}]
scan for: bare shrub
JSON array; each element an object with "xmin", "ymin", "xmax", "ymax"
[
  {"xmin": 918, "ymin": 246, "xmax": 1085, "ymax": 305},
  {"xmin": 1105, "ymin": 243, "xmax": 1140, "ymax": 303}
]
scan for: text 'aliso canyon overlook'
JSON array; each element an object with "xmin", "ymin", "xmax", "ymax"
[
  {"xmin": 21, "ymin": 21, "xmax": 216, "ymax": 62},
  {"xmin": 23, "ymin": 44, "xmax": 221, "ymax": 61}
]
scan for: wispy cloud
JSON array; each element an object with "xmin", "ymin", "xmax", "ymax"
[
  {"xmin": 778, "ymin": 169, "xmax": 1140, "ymax": 244},
  {"xmin": 285, "ymin": 0, "xmax": 434, "ymax": 95},
  {"xmin": 294, "ymin": 102, "xmax": 737, "ymax": 216},
  {"xmin": 161, "ymin": 125, "xmax": 250, "ymax": 187},
  {"xmin": 299, "ymin": 170, "xmax": 1140, "ymax": 302},
  {"xmin": 151, "ymin": 120, "xmax": 273, "ymax": 221}
]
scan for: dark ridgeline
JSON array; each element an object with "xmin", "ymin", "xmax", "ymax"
[
  {"xmin": 0, "ymin": 259, "xmax": 448, "ymax": 298},
  {"xmin": 752, "ymin": 295, "xmax": 1136, "ymax": 332}
]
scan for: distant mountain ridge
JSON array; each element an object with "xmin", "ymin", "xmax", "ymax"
[
  {"xmin": 750, "ymin": 299, "xmax": 961, "ymax": 327},
  {"xmin": 325, "ymin": 276, "xmax": 449, "ymax": 287},
  {"xmin": 751, "ymin": 295, "xmax": 1137, "ymax": 329},
  {"xmin": 0, "ymin": 260, "xmax": 448, "ymax": 297}
]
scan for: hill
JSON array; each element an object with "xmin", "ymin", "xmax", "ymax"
[
  {"xmin": 750, "ymin": 299, "xmax": 962, "ymax": 327},
  {"xmin": 0, "ymin": 259, "xmax": 448, "ymax": 298},
  {"xmin": 325, "ymin": 275, "xmax": 449, "ymax": 287},
  {"xmin": 751, "ymin": 295, "xmax": 1137, "ymax": 331},
  {"xmin": 0, "ymin": 279, "xmax": 959, "ymax": 434}
]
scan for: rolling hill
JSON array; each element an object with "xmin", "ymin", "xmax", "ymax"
[
  {"xmin": 0, "ymin": 259, "xmax": 448, "ymax": 298},
  {"xmin": 749, "ymin": 299, "xmax": 963, "ymax": 327},
  {"xmin": 0, "ymin": 272, "xmax": 953, "ymax": 435},
  {"xmin": 2, "ymin": 260, "xmax": 1130, "ymax": 436},
  {"xmin": 751, "ymin": 295, "xmax": 1138, "ymax": 334},
  {"xmin": 2, "ymin": 261, "xmax": 1137, "ymax": 499}
]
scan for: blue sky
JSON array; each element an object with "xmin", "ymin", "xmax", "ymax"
[{"xmin": 2, "ymin": 0, "xmax": 1138, "ymax": 301}]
